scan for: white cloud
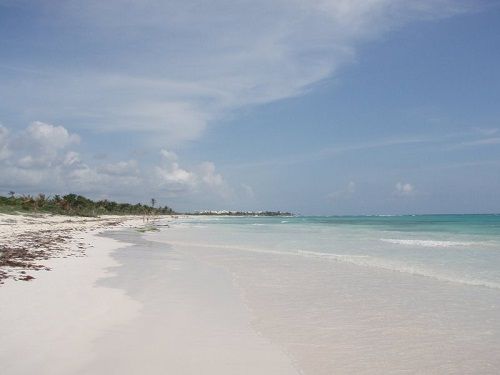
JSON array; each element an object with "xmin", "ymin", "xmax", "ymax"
[
  {"xmin": 66, "ymin": 164, "xmax": 143, "ymax": 194},
  {"xmin": 0, "ymin": 1, "xmax": 476, "ymax": 144},
  {"xmin": 17, "ymin": 155, "xmax": 44, "ymax": 169},
  {"xmin": 155, "ymin": 165, "xmax": 195, "ymax": 187},
  {"xmin": 0, "ymin": 124, "xmax": 231, "ymax": 206},
  {"xmin": 24, "ymin": 121, "xmax": 80, "ymax": 149},
  {"xmin": 13, "ymin": 121, "xmax": 80, "ymax": 168},
  {"xmin": 160, "ymin": 149, "xmax": 179, "ymax": 162},
  {"xmin": 199, "ymin": 162, "xmax": 224, "ymax": 188},
  {"xmin": 155, "ymin": 150, "xmax": 231, "ymax": 198},
  {"xmin": 63, "ymin": 151, "xmax": 81, "ymax": 167},
  {"xmin": 197, "ymin": 161, "xmax": 234, "ymax": 199},
  {"xmin": 395, "ymin": 182, "xmax": 415, "ymax": 196},
  {"xmin": 156, "ymin": 149, "xmax": 197, "ymax": 190},
  {"xmin": 97, "ymin": 160, "xmax": 139, "ymax": 176}
]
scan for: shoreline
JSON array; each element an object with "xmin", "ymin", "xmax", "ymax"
[
  {"xmin": 148, "ymin": 217, "xmax": 500, "ymax": 374},
  {"xmin": 0, "ymin": 214, "xmax": 300, "ymax": 374},
  {"xmin": 2, "ymin": 214, "xmax": 499, "ymax": 374},
  {"xmin": 0, "ymin": 213, "xmax": 170, "ymax": 284},
  {"xmin": 84, "ymin": 228, "xmax": 299, "ymax": 374},
  {"xmin": 0, "ymin": 227, "xmax": 141, "ymax": 374}
]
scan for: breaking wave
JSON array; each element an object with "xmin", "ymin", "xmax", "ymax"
[
  {"xmin": 380, "ymin": 238, "xmax": 473, "ymax": 247},
  {"xmin": 297, "ymin": 250, "xmax": 500, "ymax": 290}
]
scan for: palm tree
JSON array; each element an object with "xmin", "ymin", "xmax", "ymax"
[{"xmin": 36, "ymin": 193, "xmax": 46, "ymax": 209}]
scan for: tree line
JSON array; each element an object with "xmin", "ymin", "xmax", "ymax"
[{"xmin": 0, "ymin": 192, "xmax": 176, "ymax": 216}]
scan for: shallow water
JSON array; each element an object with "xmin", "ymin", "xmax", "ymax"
[
  {"xmin": 148, "ymin": 215, "xmax": 500, "ymax": 374},
  {"xmin": 167, "ymin": 215, "xmax": 500, "ymax": 290},
  {"xmin": 85, "ymin": 229, "xmax": 299, "ymax": 375}
]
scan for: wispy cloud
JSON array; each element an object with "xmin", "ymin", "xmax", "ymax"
[
  {"xmin": 225, "ymin": 136, "xmax": 430, "ymax": 169},
  {"xmin": 0, "ymin": 0, "xmax": 477, "ymax": 144},
  {"xmin": 226, "ymin": 128, "xmax": 500, "ymax": 170},
  {"xmin": 473, "ymin": 127, "xmax": 499, "ymax": 136},
  {"xmin": 460, "ymin": 137, "xmax": 500, "ymax": 146}
]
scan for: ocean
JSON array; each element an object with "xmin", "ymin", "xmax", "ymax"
[
  {"xmin": 148, "ymin": 214, "xmax": 500, "ymax": 373},
  {"xmin": 168, "ymin": 214, "xmax": 500, "ymax": 290}
]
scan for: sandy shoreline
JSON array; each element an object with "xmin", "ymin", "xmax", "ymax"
[
  {"xmin": 0, "ymin": 214, "xmax": 148, "ymax": 374},
  {"xmin": 0, "ymin": 214, "xmax": 300, "ymax": 374},
  {"xmin": 3, "ymin": 214, "xmax": 498, "ymax": 374},
  {"xmin": 0, "ymin": 213, "xmax": 149, "ymax": 283}
]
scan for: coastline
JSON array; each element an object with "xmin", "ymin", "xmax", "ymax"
[
  {"xmin": 0, "ymin": 214, "xmax": 300, "ymax": 374},
  {"xmin": 0, "ymin": 213, "xmax": 148, "ymax": 284},
  {"xmin": 83, "ymin": 228, "xmax": 299, "ymax": 374},
  {"xmin": 0, "ymin": 214, "xmax": 144, "ymax": 374},
  {"xmin": 2, "ymin": 214, "xmax": 499, "ymax": 374},
  {"xmin": 149, "ymin": 216, "xmax": 500, "ymax": 374}
]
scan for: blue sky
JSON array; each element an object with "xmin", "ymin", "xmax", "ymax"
[{"xmin": 1, "ymin": 0, "xmax": 499, "ymax": 214}]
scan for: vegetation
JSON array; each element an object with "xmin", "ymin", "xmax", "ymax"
[
  {"xmin": 0, "ymin": 192, "xmax": 293, "ymax": 217},
  {"xmin": 0, "ymin": 193, "xmax": 176, "ymax": 217}
]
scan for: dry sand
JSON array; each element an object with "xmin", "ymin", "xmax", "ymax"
[
  {"xmin": 0, "ymin": 213, "xmax": 143, "ymax": 283},
  {"xmin": 0, "ymin": 214, "xmax": 145, "ymax": 374}
]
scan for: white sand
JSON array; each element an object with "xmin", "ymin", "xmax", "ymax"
[
  {"xmin": 0, "ymin": 214, "xmax": 144, "ymax": 374},
  {"xmin": 0, "ymin": 215, "xmax": 299, "ymax": 374},
  {"xmin": 82, "ymin": 233, "xmax": 299, "ymax": 375}
]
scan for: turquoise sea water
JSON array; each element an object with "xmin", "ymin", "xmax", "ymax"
[
  {"xmin": 171, "ymin": 214, "xmax": 500, "ymax": 289},
  {"xmin": 151, "ymin": 214, "xmax": 500, "ymax": 373}
]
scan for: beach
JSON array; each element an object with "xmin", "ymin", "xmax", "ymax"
[
  {"xmin": 0, "ymin": 214, "xmax": 145, "ymax": 374},
  {"xmin": 1, "ymin": 214, "xmax": 500, "ymax": 374},
  {"xmin": 3, "ymin": 2, "xmax": 499, "ymax": 374},
  {"xmin": 0, "ymin": 214, "xmax": 299, "ymax": 374}
]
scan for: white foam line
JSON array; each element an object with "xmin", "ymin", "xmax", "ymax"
[
  {"xmin": 380, "ymin": 238, "xmax": 474, "ymax": 247},
  {"xmin": 166, "ymin": 240, "xmax": 500, "ymax": 290},
  {"xmin": 298, "ymin": 250, "xmax": 500, "ymax": 290}
]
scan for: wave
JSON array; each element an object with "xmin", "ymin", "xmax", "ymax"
[
  {"xmin": 380, "ymin": 238, "xmax": 473, "ymax": 248},
  {"xmin": 298, "ymin": 250, "xmax": 500, "ymax": 290},
  {"xmin": 159, "ymin": 239, "xmax": 500, "ymax": 290}
]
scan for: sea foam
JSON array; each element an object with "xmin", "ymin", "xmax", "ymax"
[
  {"xmin": 380, "ymin": 238, "xmax": 473, "ymax": 247},
  {"xmin": 297, "ymin": 250, "xmax": 500, "ymax": 290},
  {"xmin": 164, "ymin": 239, "xmax": 500, "ymax": 290}
]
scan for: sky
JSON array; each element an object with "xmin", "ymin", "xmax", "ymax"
[{"xmin": 1, "ymin": 0, "xmax": 500, "ymax": 215}]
